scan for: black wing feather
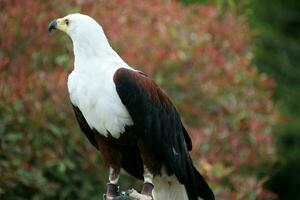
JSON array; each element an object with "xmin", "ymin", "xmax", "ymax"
[
  {"xmin": 72, "ymin": 105, "xmax": 99, "ymax": 150},
  {"xmin": 114, "ymin": 68, "xmax": 214, "ymax": 200}
]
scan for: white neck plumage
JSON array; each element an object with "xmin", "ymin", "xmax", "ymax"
[{"xmin": 70, "ymin": 27, "xmax": 126, "ymax": 71}]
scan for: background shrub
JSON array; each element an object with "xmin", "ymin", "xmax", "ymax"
[{"xmin": 0, "ymin": 0, "xmax": 277, "ymax": 199}]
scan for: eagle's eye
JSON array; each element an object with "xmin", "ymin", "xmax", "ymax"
[{"xmin": 65, "ymin": 19, "xmax": 69, "ymax": 26}]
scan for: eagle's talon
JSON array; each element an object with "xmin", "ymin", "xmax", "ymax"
[
  {"xmin": 106, "ymin": 183, "xmax": 119, "ymax": 199},
  {"xmin": 141, "ymin": 182, "xmax": 154, "ymax": 198},
  {"xmin": 128, "ymin": 189, "xmax": 152, "ymax": 200}
]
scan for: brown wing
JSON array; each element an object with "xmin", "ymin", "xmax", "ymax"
[{"xmin": 114, "ymin": 68, "xmax": 214, "ymax": 200}]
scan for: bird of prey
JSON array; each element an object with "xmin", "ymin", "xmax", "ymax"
[{"xmin": 49, "ymin": 13, "xmax": 214, "ymax": 200}]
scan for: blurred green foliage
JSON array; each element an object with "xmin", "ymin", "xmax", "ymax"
[
  {"xmin": 182, "ymin": 0, "xmax": 300, "ymax": 199},
  {"xmin": 1, "ymin": 0, "xmax": 278, "ymax": 199},
  {"xmin": 250, "ymin": 1, "xmax": 300, "ymax": 199},
  {"xmin": 250, "ymin": 0, "xmax": 300, "ymax": 146}
]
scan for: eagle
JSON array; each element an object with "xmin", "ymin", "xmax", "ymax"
[{"xmin": 49, "ymin": 13, "xmax": 214, "ymax": 200}]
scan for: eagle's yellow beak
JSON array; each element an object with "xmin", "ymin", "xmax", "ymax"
[{"xmin": 48, "ymin": 18, "xmax": 68, "ymax": 32}]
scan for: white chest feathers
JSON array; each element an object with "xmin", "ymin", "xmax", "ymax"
[{"xmin": 67, "ymin": 66, "xmax": 133, "ymax": 138}]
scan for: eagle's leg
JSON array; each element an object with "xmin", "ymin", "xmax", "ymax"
[
  {"xmin": 141, "ymin": 166, "xmax": 154, "ymax": 196},
  {"xmin": 106, "ymin": 166, "xmax": 120, "ymax": 198},
  {"xmin": 96, "ymin": 135, "xmax": 122, "ymax": 199},
  {"xmin": 137, "ymin": 140, "xmax": 160, "ymax": 199}
]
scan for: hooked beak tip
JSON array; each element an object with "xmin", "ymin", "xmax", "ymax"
[{"xmin": 48, "ymin": 19, "xmax": 57, "ymax": 32}]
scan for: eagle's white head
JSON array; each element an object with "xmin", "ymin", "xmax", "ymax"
[{"xmin": 49, "ymin": 13, "xmax": 124, "ymax": 66}]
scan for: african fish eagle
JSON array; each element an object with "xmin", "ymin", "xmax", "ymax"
[{"xmin": 49, "ymin": 13, "xmax": 214, "ymax": 200}]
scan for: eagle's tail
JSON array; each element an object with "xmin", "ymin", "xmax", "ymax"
[
  {"xmin": 152, "ymin": 165, "xmax": 214, "ymax": 200},
  {"xmin": 193, "ymin": 165, "xmax": 215, "ymax": 200}
]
